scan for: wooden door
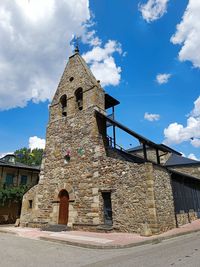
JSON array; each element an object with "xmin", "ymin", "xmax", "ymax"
[{"xmin": 58, "ymin": 191, "xmax": 69, "ymax": 225}]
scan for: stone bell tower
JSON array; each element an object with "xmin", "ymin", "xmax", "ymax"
[
  {"xmin": 20, "ymin": 48, "xmax": 108, "ymax": 227},
  {"xmin": 49, "ymin": 48, "xmax": 105, "ymax": 122},
  {"xmin": 20, "ymin": 48, "xmax": 176, "ymax": 234}
]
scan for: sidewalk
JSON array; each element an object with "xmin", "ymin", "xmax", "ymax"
[{"xmin": 1, "ymin": 220, "xmax": 200, "ymax": 249}]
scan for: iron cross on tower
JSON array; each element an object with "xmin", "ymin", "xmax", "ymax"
[{"xmin": 74, "ymin": 36, "xmax": 80, "ymax": 53}]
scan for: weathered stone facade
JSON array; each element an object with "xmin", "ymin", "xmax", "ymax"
[
  {"xmin": 129, "ymin": 148, "xmax": 172, "ymax": 165},
  {"xmin": 171, "ymin": 165, "xmax": 200, "ymax": 180},
  {"xmin": 152, "ymin": 166, "xmax": 176, "ymax": 232},
  {"xmin": 20, "ymin": 51, "xmax": 178, "ymax": 234}
]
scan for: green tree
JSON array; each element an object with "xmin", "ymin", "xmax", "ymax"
[
  {"xmin": 14, "ymin": 147, "xmax": 43, "ymax": 166},
  {"xmin": 0, "ymin": 184, "xmax": 29, "ymax": 206}
]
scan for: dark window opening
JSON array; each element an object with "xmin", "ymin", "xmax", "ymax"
[
  {"xmin": 20, "ymin": 175, "xmax": 27, "ymax": 185},
  {"xmin": 69, "ymin": 77, "xmax": 74, "ymax": 82},
  {"xmin": 29, "ymin": 200, "xmax": 33, "ymax": 209},
  {"xmin": 60, "ymin": 94, "xmax": 67, "ymax": 117},
  {"xmin": 75, "ymin": 88, "xmax": 83, "ymax": 111},
  {"xmin": 102, "ymin": 192, "xmax": 113, "ymax": 225},
  {"xmin": 5, "ymin": 174, "xmax": 14, "ymax": 187}
]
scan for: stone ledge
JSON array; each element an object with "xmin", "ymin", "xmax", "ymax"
[
  {"xmin": 20, "ymin": 221, "xmax": 48, "ymax": 228},
  {"xmin": 96, "ymin": 224, "xmax": 113, "ymax": 232},
  {"xmin": 41, "ymin": 224, "xmax": 71, "ymax": 232}
]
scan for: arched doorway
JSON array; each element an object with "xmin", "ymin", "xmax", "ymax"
[{"xmin": 58, "ymin": 190, "xmax": 69, "ymax": 225}]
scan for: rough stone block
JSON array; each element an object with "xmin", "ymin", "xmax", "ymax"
[
  {"xmin": 93, "ymin": 217, "xmax": 100, "ymax": 224},
  {"xmin": 92, "ymin": 188, "xmax": 99, "ymax": 195},
  {"xmin": 93, "ymin": 196, "xmax": 99, "ymax": 203}
]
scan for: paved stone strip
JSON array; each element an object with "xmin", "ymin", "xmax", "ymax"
[
  {"xmin": 1, "ymin": 220, "xmax": 200, "ymax": 249},
  {"xmin": 50, "ymin": 233, "xmax": 113, "ymax": 244}
]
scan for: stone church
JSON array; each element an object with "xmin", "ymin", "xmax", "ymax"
[{"xmin": 20, "ymin": 48, "xmax": 200, "ymax": 235}]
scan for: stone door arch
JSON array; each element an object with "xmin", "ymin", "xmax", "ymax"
[{"xmin": 58, "ymin": 189, "xmax": 69, "ymax": 225}]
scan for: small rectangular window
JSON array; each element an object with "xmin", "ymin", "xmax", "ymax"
[
  {"xmin": 5, "ymin": 174, "xmax": 14, "ymax": 186},
  {"xmin": 102, "ymin": 192, "xmax": 113, "ymax": 225},
  {"xmin": 29, "ymin": 200, "xmax": 33, "ymax": 209},
  {"xmin": 20, "ymin": 175, "xmax": 27, "ymax": 185}
]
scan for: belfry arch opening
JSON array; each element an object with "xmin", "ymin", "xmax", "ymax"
[
  {"xmin": 58, "ymin": 189, "xmax": 69, "ymax": 225},
  {"xmin": 75, "ymin": 88, "xmax": 83, "ymax": 111},
  {"xmin": 60, "ymin": 94, "xmax": 67, "ymax": 117}
]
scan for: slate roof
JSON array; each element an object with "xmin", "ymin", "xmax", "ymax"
[
  {"xmin": 0, "ymin": 155, "xmax": 40, "ymax": 171},
  {"xmin": 127, "ymin": 144, "xmax": 181, "ymax": 155},
  {"xmin": 165, "ymin": 153, "xmax": 200, "ymax": 167},
  {"xmin": 105, "ymin": 94, "xmax": 120, "ymax": 109},
  {"xmin": 126, "ymin": 145, "xmax": 143, "ymax": 152}
]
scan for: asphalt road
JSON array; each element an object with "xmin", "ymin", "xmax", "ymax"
[{"xmin": 1, "ymin": 232, "xmax": 200, "ymax": 267}]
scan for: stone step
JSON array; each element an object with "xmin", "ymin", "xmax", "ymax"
[
  {"xmin": 41, "ymin": 224, "xmax": 70, "ymax": 232},
  {"xmin": 96, "ymin": 224, "xmax": 113, "ymax": 232}
]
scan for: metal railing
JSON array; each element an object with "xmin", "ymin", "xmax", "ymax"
[{"xmin": 107, "ymin": 135, "xmax": 126, "ymax": 151}]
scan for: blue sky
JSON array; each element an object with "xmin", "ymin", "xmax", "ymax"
[{"xmin": 0, "ymin": 0, "xmax": 200, "ymax": 160}]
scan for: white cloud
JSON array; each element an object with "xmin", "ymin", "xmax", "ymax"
[
  {"xmin": 164, "ymin": 96, "xmax": 200, "ymax": 147},
  {"xmin": 190, "ymin": 138, "xmax": 200, "ymax": 148},
  {"xmin": 171, "ymin": 0, "xmax": 200, "ymax": 68},
  {"xmin": 0, "ymin": 1, "xmax": 123, "ymax": 110},
  {"xmin": 90, "ymin": 57, "xmax": 121, "ymax": 87},
  {"xmin": 83, "ymin": 40, "xmax": 122, "ymax": 63},
  {"xmin": 188, "ymin": 153, "xmax": 200, "ymax": 161},
  {"xmin": 82, "ymin": 40, "xmax": 122, "ymax": 87},
  {"xmin": 156, "ymin": 73, "xmax": 171, "ymax": 84},
  {"xmin": 139, "ymin": 0, "xmax": 169, "ymax": 23},
  {"xmin": 83, "ymin": 30, "xmax": 102, "ymax": 46},
  {"xmin": 0, "ymin": 0, "xmax": 91, "ymax": 110},
  {"xmin": 0, "ymin": 136, "xmax": 46, "ymax": 156},
  {"xmin": 190, "ymin": 96, "xmax": 200, "ymax": 117},
  {"xmin": 15, "ymin": 0, "xmax": 55, "ymax": 23},
  {"xmin": 177, "ymin": 152, "xmax": 199, "ymax": 161},
  {"xmin": 144, "ymin": 112, "xmax": 160, "ymax": 121},
  {"xmin": 29, "ymin": 136, "xmax": 45, "ymax": 150}
]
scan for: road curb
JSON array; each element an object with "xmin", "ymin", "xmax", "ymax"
[
  {"xmin": 39, "ymin": 236, "xmax": 155, "ymax": 249},
  {"xmin": 0, "ymin": 229, "xmax": 17, "ymax": 236},
  {"xmin": 159, "ymin": 228, "xmax": 200, "ymax": 242},
  {"xmin": 39, "ymin": 228, "xmax": 200, "ymax": 249},
  {"xmin": 1, "ymin": 227, "xmax": 200, "ymax": 249}
]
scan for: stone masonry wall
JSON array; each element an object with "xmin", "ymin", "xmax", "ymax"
[
  {"xmin": 131, "ymin": 149, "xmax": 171, "ymax": 165},
  {"xmin": 20, "ymin": 185, "xmax": 40, "ymax": 226},
  {"xmin": 170, "ymin": 165, "xmax": 200, "ymax": 180},
  {"xmin": 97, "ymin": 159, "xmax": 151, "ymax": 233},
  {"xmin": 20, "ymin": 106, "xmax": 177, "ymax": 233},
  {"xmin": 152, "ymin": 165, "xmax": 176, "ymax": 233},
  {"xmin": 20, "ymin": 105, "xmax": 104, "ymax": 226},
  {"xmin": 21, "ymin": 138, "xmax": 175, "ymax": 234}
]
